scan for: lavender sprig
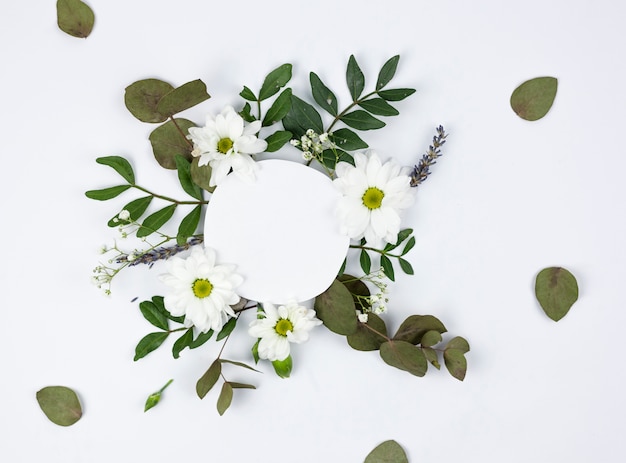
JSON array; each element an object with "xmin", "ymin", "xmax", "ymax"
[
  {"xmin": 116, "ymin": 237, "xmax": 204, "ymax": 267},
  {"xmin": 410, "ymin": 125, "xmax": 447, "ymax": 187}
]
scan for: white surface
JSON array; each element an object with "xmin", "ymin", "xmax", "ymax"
[
  {"xmin": 2, "ymin": 1, "xmax": 626, "ymax": 462},
  {"xmin": 204, "ymin": 159, "xmax": 349, "ymax": 304}
]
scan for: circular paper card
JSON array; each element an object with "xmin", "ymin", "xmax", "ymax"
[{"xmin": 204, "ymin": 159, "xmax": 349, "ymax": 304}]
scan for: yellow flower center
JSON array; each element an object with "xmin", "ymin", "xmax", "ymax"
[
  {"xmin": 217, "ymin": 137, "xmax": 234, "ymax": 154},
  {"xmin": 192, "ymin": 278, "xmax": 213, "ymax": 298},
  {"xmin": 362, "ymin": 187, "xmax": 385, "ymax": 210},
  {"xmin": 275, "ymin": 318, "xmax": 294, "ymax": 337}
]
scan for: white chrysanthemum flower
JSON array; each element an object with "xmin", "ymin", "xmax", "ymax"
[
  {"xmin": 334, "ymin": 150, "xmax": 414, "ymax": 246},
  {"xmin": 187, "ymin": 105, "xmax": 267, "ymax": 186},
  {"xmin": 160, "ymin": 246, "xmax": 243, "ymax": 333},
  {"xmin": 248, "ymin": 302, "xmax": 322, "ymax": 361}
]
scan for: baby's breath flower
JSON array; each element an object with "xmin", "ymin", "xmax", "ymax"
[{"xmin": 118, "ymin": 209, "xmax": 131, "ymax": 221}]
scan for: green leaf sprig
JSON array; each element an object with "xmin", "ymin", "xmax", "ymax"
[
  {"xmin": 36, "ymin": 386, "xmax": 83, "ymax": 426},
  {"xmin": 351, "ymin": 228, "xmax": 416, "ymax": 281}
]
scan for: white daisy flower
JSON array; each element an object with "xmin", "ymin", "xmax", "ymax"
[
  {"xmin": 248, "ymin": 302, "xmax": 322, "ymax": 361},
  {"xmin": 187, "ymin": 105, "xmax": 267, "ymax": 187},
  {"xmin": 160, "ymin": 246, "xmax": 243, "ymax": 333},
  {"xmin": 334, "ymin": 150, "xmax": 414, "ymax": 246}
]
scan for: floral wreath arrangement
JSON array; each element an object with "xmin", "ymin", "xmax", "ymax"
[{"xmin": 87, "ymin": 54, "xmax": 470, "ymax": 414}]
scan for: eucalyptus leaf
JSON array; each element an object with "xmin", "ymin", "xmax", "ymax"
[
  {"xmin": 272, "ymin": 356, "xmax": 293, "ymax": 378},
  {"xmin": 446, "ymin": 336, "xmax": 470, "ymax": 353},
  {"xmin": 420, "ymin": 330, "xmax": 442, "ymax": 348},
  {"xmin": 36, "ymin": 386, "xmax": 82, "ymax": 426},
  {"xmin": 85, "ymin": 185, "xmax": 130, "ymax": 201},
  {"xmin": 229, "ymin": 382, "xmax": 256, "ymax": 389},
  {"xmin": 376, "ymin": 55, "xmax": 400, "ymax": 90},
  {"xmin": 262, "ymin": 88, "xmax": 292, "ymax": 127},
  {"xmin": 156, "ymin": 79, "xmax": 210, "ymax": 117},
  {"xmin": 56, "ymin": 0, "xmax": 94, "ymax": 38},
  {"xmin": 377, "ymin": 88, "xmax": 415, "ymax": 101},
  {"xmin": 310, "ymin": 72, "xmax": 338, "ymax": 116},
  {"xmin": 139, "ymin": 300, "xmax": 169, "ymax": 331},
  {"xmin": 380, "ymin": 340, "xmax": 428, "ymax": 377},
  {"xmin": 358, "ymin": 98, "xmax": 399, "ymax": 116},
  {"xmin": 535, "ymin": 267, "xmax": 579, "ymax": 321},
  {"xmin": 423, "ymin": 347, "xmax": 441, "ymax": 369},
  {"xmin": 259, "ymin": 63, "xmax": 292, "ymax": 101},
  {"xmin": 347, "ymin": 313, "xmax": 388, "ymax": 351},
  {"xmin": 190, "ymin": 157, "xmax": 215, "ymax": 193},
  {"xmin": 346, "ymin": 55, "xmax": 365, "ymax": 101},
  {"xmin": 341, "ymin": 110, "xmax": 385, "ymax": 131},
  {"xmin": 364, "ymin": 439, "xmax": 409, "ymax": 463},
  {"xmin": 176, "ymin": 205, "xmax": 202, "ymax": 246},
  {"xmin": 96, "ymin": 156, "xmax": 135, "ymax": 184},
  {"xmin": 393, "ymin": 315, "xmax": 447, "ymax": 345},
  {"xmin": 136, "ymin": 204, "xmax": 177, "ymax": 238},
  {"xmin": 510, "ymin": 77, "xmax": 558, "ymax": 121},
  {"xmin": 107, "ymin": 196, "xmax": 152, "ymax": 227},
  {"xmin": 216, "ymin": 317, "xmax": 237, "ymax": 341},
  {"xmin": 172, "ymin": 328, "xmax": 193, "ymax": 359},
  {"xmin": 217, "ymin": 382, "xmax": 233, "ymax": 415},
  {"xmin": 330, "ymin": 128, "xmax": 368, "ymax": 151},
  {"xmin": 149, "ymin": 118, "xmax": 196, "ymax": 169},
  {"xmin": 175, "ymin": 155, "xmax": 203, "ymax": 200},
  {"xmin": 196, "ymin": 360, "xmax": 221, "ymax": 399},
  {"xmin": 338, "ymin": 274, "xmax": 371, "ymax": 311},
  {"xmin": 124, "ymin": 79, "xmax": 174, "ymax": 123},
  {"xmin": 134, "ymin": 332, "xmax": 169, "ymax": 361},
  {"xmin": 444, "ymin": 348, "xmax": 467, "ymax": 381},
  {"xmin": 314, "ymin": 279, "xmax": 358, "ymax": 335},
  {"xmin": 220, "ymin": 359, "xmax": 260, "ymax": 372},
  {"xmin": 265, "ymin": 130, "xmax": 293, "ymax": 153}
]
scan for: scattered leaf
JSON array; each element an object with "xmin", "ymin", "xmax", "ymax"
[
  {"xmin": 510, "ymin": 76, "xmax": 558, "ymax": 121},
  {"xmin": 393, "ymin": 315, "xmax": 447, "ymax": 345},
  {"xmin": 259, "ymin": 63, "xmax": 292, "ymax": 101},
  {"xmin": 134, "ymin": 332, "xmax": 169, "ymax": 361},
  {"xmin": 347, "ymin": 313, "xmax": 388, "ymax": 351},
  {"xmin": 314, "ymin": 279, "xmax": 358, "ymax": 335},
  {"xmin": 364, "ymin": 439, "xmax": 409, "ymax": 463},
  {"xmin": 85, "ymin": 185, "xmax": 130, "ymax": 201},
  {"xmin": 149, "ymin": 118, "xmax": 196, "ymax": 169},
  {"xmin": 96, "ymin": 156, "xmax": 135, "ymax": 184},
  {"xmin": 190, "ymin": 157, "xmax": 215, "ymax": 193},
  {"xmin": 36, "ymin": 386, "xmax": 82, "ymax": 426},
  {"xmin": 443, "ymin": 348, "xmax": 467, "ymax": 381},
  {"xmin": 156, "ymin": 79, "xmax": 210, "ymax": 117},
  {"xmin": 136, "ymin": 204, "xmax": 177, "ymax": 238},
  {"xmin": 535, "ymin": 267, "xmax": 579, "ymax": 321},
  {"xmin": 124, "ymin": 79, "xmax": 174, "ymax": 123},
  {"xmin": 196, "ymin": 360, "xmax": 221, "ymax": 399},
  {"xmin": 217, "ymin": 382, "xmax": 233, "ymax": 415},
  {"xmin": 56, "ymin": 0, "xmax": 94, "ymax": 38},
  {"xmin": 379, "ymin": 340, "xmax": 428, "ymax": 377}
]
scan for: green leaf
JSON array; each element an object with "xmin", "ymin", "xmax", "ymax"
[
  {"xmin": 152, "ymin": 296, "xmax": 185, "ymax": 324},
  {"xmin": 175, "ymin": 155, "xmax": 203, "ymax": 200},
  {"xmin": 134, "ymin": 332, "xmax": 169, "ymax": 361},
  {"xmin": 36, "ymin": 386, "xmax": 82, "ymax": 426},
  {"xmin": 396, "ymin": 228, "xmax": 413, "ymax": 244},
  {"xmin": 314, "ymin": 279, "xmax": 358, "ymax": 335},
  {"xmin": 378, "ymin": 88, "xmax": 416, "ymax": 101},
  {"xmin": 156, "ymin": 79, "xmax": 210, "ymax": 116},
  {"xmin": 346, "ymin": 55, "xmax": 365, "ymax": 101},
  {"xmin": 229, "ymin": 382, "xmax": 256, "ymax": 389},
  {"xmin": 189, "ymin": 329, "xmax": 214, "ymax": 349},
  {"xmin": 329, "ymin": 128, "xmax": 368, "ymax": 151},
  {"xmin": 190, "ymin": 157, "xmax": 215, "ymax": 193},
  {"xmin": 319, "ymin": 148, "xmax": 354, "ymax": 170},
  {"xmin": 282, "ymin": 95, "xmax": 324, "ymax": 138},
  {"xmin": 216, "ymin": 317, "xmax": 237, "ymax": 341},
  {"xmin": 393, "ymin": 315, "xmax": 447, "ymax": 345},
  {"xmin": 398, "ymin": 258, "xmax": 414, "ymax": 275},
  {"xmin": 239, "ymin": 86, "xmax": 256, "ymax": 101},
  {"xmin": 56, "ymin": 0, "xmax": 94, "ymax": 38},
  {"xmin": 444, "ymin": 348, "xmax": 467, "ymax": 381},
  {"xmin": 265, "ymin": 130, "xmax": 293, "ymax": 153},
  {"xmin": 149, "ymin": 118, "xmax": 196, "ymax": 169},
  {"xmin": 446, "ymin": 336, "xmax": 470, "ymax": 354},
  {"xmin": 107, "ymin": 196, "xmax": 153, "ymax": 227},
  {"xmin": 272, "ymin": 356, "xmax": 292, "ymax": 378},
  {"xmin": 347, "ymin": 313, "xmax": 387, "ymax": 351},
  {"xmin": 220, "ymin": 359, "xmax": 260, "ymax": 372},
  {"xmin": 136, "ymin": 204, "xmax": 177, "ymax": 238},
  {"xmin": 359, "ymin": 249, "xmax": 372, "ymax": 274},
  {"xmin": 376, "ymin": 55, "xmax": 400, "ymax": 90},
  {"xmin": 510, "ymin": 76, "xmax": 558, "ymax": 121},
  {"xmin": 402, "ymin": 236, "xmax": 416, "ymax": 255},
  {"xmin": 380, "ymin": 340, "xmax": 428, "ymax": 377},
  {"xmin": 423, "ymin": 347, "xmax": 441, "ymax": 369},
  {"xmin": 85, "ymin": 185, "xmax": 130, "ymax": 201},
  {"xmin": 262, "ymin": 88, "xmax": 292, "ymax": 127},
  {"xmin": 358, "ymin": 98, "xmax": 399, "ymax": 116},
  {"xmin": 259, "ymin": 63, "xmax": 292, "ymax": 101},
  {"xmin": 310, "ymin": 72, "xmax": 338, "ymax": 116},
  {"xmin": 196, "ymin": 360, "xmax": 221, "ymax": 399},
  {"xmin": 124, "ymin": 79, "xmax": 174, "ymax": 123},
  {"xmin": 338, "ymin": 274, "xmax": 371, "ymax": 311},
  {"xmin": 139, "ymin": 300, "xmax": 169, "ymax": 331},
  {"xmin": 96, "ymin": 156, "xmax": 135, "ymax": 184},
  {"xmin": 380, "ymin": 255, "xmax": 395, "ymax": 281},
  {"xmin": 176, "ymin": 205, "xmax": 202, "ymax": 246},
  {"xmin": 364, "ymin": 440, "xmax": 409, "ymax": 463},
  {"xmin": 217, "ymin": 382, "xmax": 233, "ymax": 415},
  {"xmin": 340, "ymin": 110, "xmax": 385, "ymax": 131},
  {"xmin": 239, "ymin": 102, "xmax": 256, "ymax": 122},
  {"xmin": 535, "ymin": 267, "xmax": 579, "ymax": 321},
  {"xmin": 172, "ymin": 328, "xmax": 193, "ymax": 359},
  {"xmin": 420, "ymin": 330, "xmax": 442, "ymax": 348}
]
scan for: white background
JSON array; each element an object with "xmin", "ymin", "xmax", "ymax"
[{"xmin": 1, "ymin": 0, "xmax": 625, "ymax": 461}]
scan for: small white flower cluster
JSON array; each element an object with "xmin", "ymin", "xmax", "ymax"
[
  {"xmin": 355, "ymin": 269, "xmax": 390, "ymax": 323},
  {"xmin": 290, "ymin": 129, "xmax": 335, "ymax": 161}
]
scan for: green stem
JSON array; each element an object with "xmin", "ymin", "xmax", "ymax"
[
  {"xmin": 170, "ymin": 116, "xmax": 194, "ymax": 149},
  {"xmin": 131, "ymin": 184, "xmax": 208, "ymax": 205},
  {"xmin": 158, "ymin": 379, "xmax": 174, "ymax": 393},
  {"xmin": 349, "ymin": 244, "xmax": 401, "ymax": 258},
  {"xmin": 326, "ymin": 90, "xmax": 378, "ymax": 133}
]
